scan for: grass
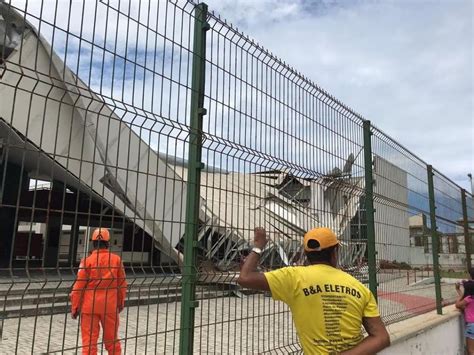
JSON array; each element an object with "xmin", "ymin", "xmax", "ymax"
[{"xmin": 440, "ymin": 270, "xmax": 469, "ymax": 279}]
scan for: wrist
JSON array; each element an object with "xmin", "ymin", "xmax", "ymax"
[{"xmin": 251, "ymin": 247, "xmax": 263, "ymax": 255}]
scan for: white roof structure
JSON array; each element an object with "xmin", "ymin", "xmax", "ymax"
[
  {"xmin": 175, "ymin": 164, "xmax": 365, "ymax": 269},
  {"xmin": 0, "ymin": 5, "xmax": 366, "ymax": 271},
  {"xmin": 0, "ymin": 5, "xmax": 187, "ymax": 264}
]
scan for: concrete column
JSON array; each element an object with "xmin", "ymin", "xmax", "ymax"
[
  {"xmin": 43, "ymin": 180, "xmax": 64, "ymax": 267},
  {"xmin": 0, "ymin": 162, "xmax": 27, "ymax": 268},
  {"xmin": 67, "ymin": 216, "xmax": 80, "ymax": 266}
]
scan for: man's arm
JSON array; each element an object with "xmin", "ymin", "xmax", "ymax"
[
  {"xmin": 236, "ymin": 228, "xmax": 270, "ymax": 291},
  {"xmin": 117, "ymin": 260, "xmax": 127, "ymax": 312},
  {"xmin": 455, "ymin": 282, "xmax": 466, "ymax": 310},
  {"xmin": 70, "ymin": 260, "xmax": 88, "ymax": 319},
  {"xmin": 341, "ymin": 316, "xmax": 390, "ymax": 355}
]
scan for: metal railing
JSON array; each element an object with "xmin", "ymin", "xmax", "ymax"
[{"xmin": 0, "ymin": 0, "xmax": 472, "ymax": 353}]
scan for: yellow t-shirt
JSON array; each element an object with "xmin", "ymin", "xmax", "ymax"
[{"xmin": 265, "ymin": 264, "xmax": 379, "ymax": 354}]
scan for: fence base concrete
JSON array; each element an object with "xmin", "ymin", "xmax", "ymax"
[{"xmin": 381, "ymin": 305, "xmax": 464, "ymax": 355}]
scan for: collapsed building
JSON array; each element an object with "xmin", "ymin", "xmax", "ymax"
[{"xmin": 0, "ymin": 4, "xmax": 370, "ymax": 275}]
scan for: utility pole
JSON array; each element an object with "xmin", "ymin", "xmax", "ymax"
[{"xmin": 468, "ymin": 173, "xmax": 473, "ymax": 196}]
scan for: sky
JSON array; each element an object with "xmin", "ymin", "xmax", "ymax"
[
  {"xmin": 5, "ymin": 0, "xmax": 473, "ymax": 192},
  {"xmin": 203, "ymin": 0, "xmax": 473, "ymax": 190}
]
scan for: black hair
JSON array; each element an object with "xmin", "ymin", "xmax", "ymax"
[
  {"xmin": 463, "ymin": 280, "xmax": 474, "ymax": 298},
  {"xmin": 306, "ymin": 245, "xmax": 337, "ymax": 264},
  {"xmin": 469, "ymin": 268, "xmax": 474, "ymax": 280},
  {"xmin": 92, "ymin": 240, "xmax": 109, "ymax": 249}
]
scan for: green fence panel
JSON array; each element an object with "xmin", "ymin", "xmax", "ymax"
[
  {"xmin": 0, "ymin": 0, "xmax": 470, "ymax": 353},
  {"xmin": 179, "ymin": 3, "xmax": 209, "ymax": 354},
  {"xmin": 363, "ymin": 121, "xmax": 378, "ymax": 299},
  {"xmin": 427, "ymin": 165, "xmax": 443, "ymax": 315}
]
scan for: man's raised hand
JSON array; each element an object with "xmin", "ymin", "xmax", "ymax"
[{"xmin": 254, "ymin": 227, "xmax": 268, "ymax": 249}]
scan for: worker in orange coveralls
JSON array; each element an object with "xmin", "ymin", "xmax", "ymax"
[{"xmin": 70, "ymin": 228, "xmax": 127, "ymax": 355}]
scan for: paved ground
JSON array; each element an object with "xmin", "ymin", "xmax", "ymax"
[
  {"xmin": 0, "ymin": 294, "xmax": 300, "ymax": 354},
  {"xmin": 376, "ymin": 272, "xmax": 458, "ymax": 324},
  {"xmin": 0, "ymin": 273, "xmax": 460, "ymax": 354}
]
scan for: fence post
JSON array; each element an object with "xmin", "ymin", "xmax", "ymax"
[
  {"xmin": 363, "ymin": 120, "xmax": 378, "ymax": 299},
  {"xmin": 179, "ymin": 3, "xmax": 209, "ymax": 354},
  {"xmin": 427, "ymin": 165, "xmax": 443, "ymax": 314},
  {"xmin": 462, "ymin": 189, "xmax": 472, "ymax": 271}
]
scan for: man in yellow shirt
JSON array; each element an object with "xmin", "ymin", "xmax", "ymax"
[{"xmin": 237, "ymin": 227, "xmax": 390, "ymax": 355}]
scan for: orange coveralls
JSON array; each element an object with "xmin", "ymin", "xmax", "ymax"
[{"xmin": 71, "ymin": 249, "xmax": 127, "ymax": 355}]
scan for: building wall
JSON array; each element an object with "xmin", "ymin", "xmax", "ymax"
[
  {"xmin": 410, "ymin": 247, "xmax": 466, "ymax": 269},
  {"xmin": 373, "ymin": 156, "xmax": 410, "ymax": 263},
  {"xmin": 409, "ymin": 215, "xmax": 466, "ymax": 268}
]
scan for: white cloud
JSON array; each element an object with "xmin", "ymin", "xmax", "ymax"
[
  {"xmin": 5, "ymin": 0, "xmax": 472, "ymax": 191},
  {"xmin": 204, "ymin": 0, "xmax": 473, "ymax": 190}
]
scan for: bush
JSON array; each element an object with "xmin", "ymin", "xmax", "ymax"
[{"xmin": 379, "ymin": 259, "xmax": 412, "ymax": 270}]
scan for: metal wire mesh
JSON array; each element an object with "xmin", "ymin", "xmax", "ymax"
[
  {"xmin": 0, "ymin": 0, "xmax": 472, "ymax": 353},
  {"xmin": 369, "ymin": 126, "xmax": 473, "ymax": 324},
  {"xmin": 370, "ymin": 128, "xmax": 436, "ymax": 324},
  {"xmin": 1, "ymin": 0, "xmax": 196, "ymax": 353},
  {"xmin": 432, "ymin": 170, "xmax": 471, "ymax": 305},
  {"xmin": 192, "ymin": 5, "xmax": 369, "ymax": 353}
]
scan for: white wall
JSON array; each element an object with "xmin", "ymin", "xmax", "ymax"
[
  {"xmin": 381, "ymin": 306, "xmax": 464, "ymax": 355},
  {"xmin": 410, "ymin": 247, "xmax": 466, "ymax": 269}
]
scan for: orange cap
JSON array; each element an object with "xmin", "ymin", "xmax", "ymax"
[
  {"xmin": 303, "ymin": 227, "xmax": 339, "ymax": 252},
  {"xmin": 91, "ymin": 228, "xmax": 110, "ymax": 242}
]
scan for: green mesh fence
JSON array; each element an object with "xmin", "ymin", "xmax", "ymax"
[{"xmin": 0, "ymin": 0, "xmax": 472, "ymax": 353}]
